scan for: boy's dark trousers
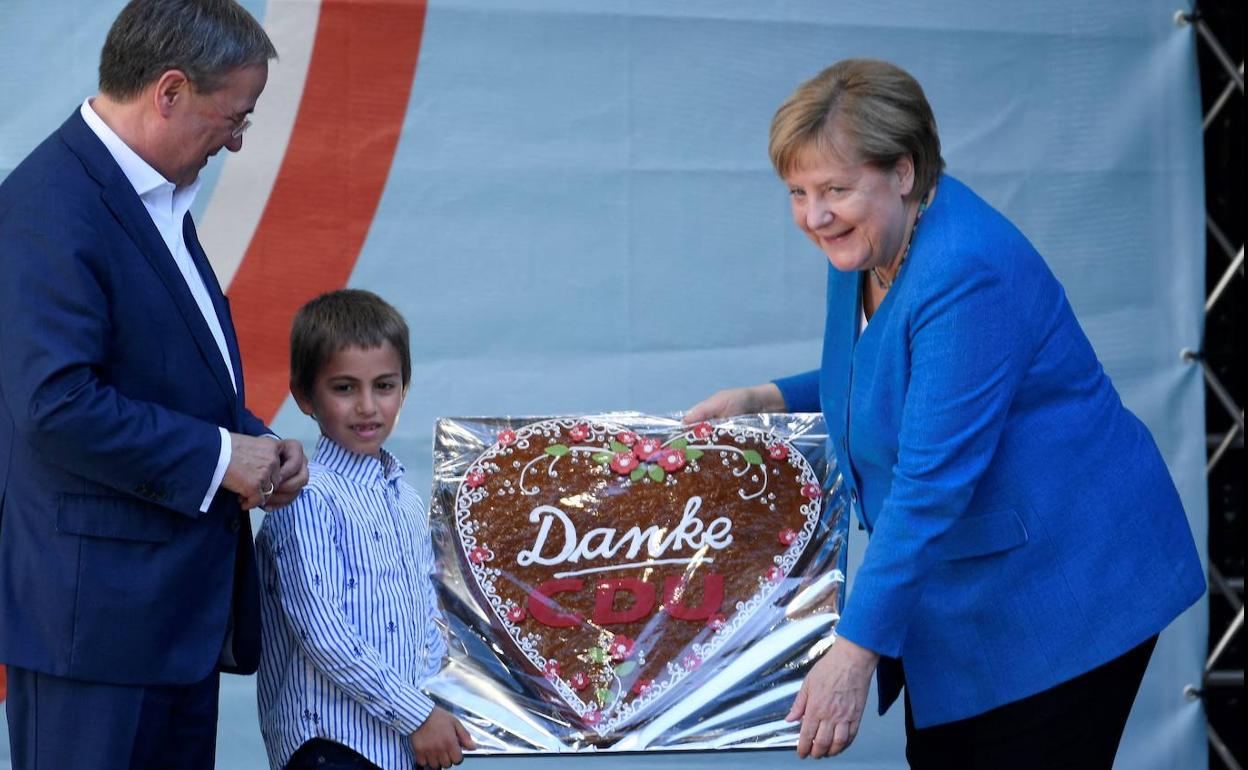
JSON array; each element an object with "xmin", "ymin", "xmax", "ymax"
[
  {"xmin": 284, "ymin": 738, "xmax": 441, "ymax": 770},
  {"xmin": 284, "ymin": 739, "xmax": 383, "ymax": 770}
]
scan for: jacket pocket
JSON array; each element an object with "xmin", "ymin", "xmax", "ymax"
[
  {"xmin": 56, "ymin": 493, "xmax": 175, "ymax": 543},
  {"xmin": 939, "ymin": 509, "xmax": 1028, "ymax": 561}
]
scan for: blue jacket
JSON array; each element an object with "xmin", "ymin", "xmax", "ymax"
[
  {"xmin": 0, "ymin": 111, "xmax": 268, "ymax": 684},
  {"xmin": 775, "ymin": 175, "xmax": 1204, "ymax": 728}
]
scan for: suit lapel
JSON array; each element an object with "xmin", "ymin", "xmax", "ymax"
[
  {"xmin": 820, "ymin": 267, "xmax": 858, "ymax": 435},
  {"xmin": 183, "ymin": 215, "xmax": 244, "ymax": 402},
  {"xmin": 61, "ymin": 111, "xmax": 239, "ymax": 406}
]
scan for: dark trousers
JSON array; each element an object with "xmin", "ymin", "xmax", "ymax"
[
  {"xmin": 904, "ymin": 635, "xmax": 1158, "ymax": 770},
  {"xmin": 285, "ymin": 739, "xmax": 383, "ymax": 770},
  {"xmin": 5, "ymin": 665, "xmax": 220, "ymax": 770}
]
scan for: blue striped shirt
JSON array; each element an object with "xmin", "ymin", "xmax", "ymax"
[{"xmin": 256, "ymin": 436, "xmax": 446, "ymax": 770}]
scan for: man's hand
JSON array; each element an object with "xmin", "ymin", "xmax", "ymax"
[
  {"xmin": 409, "ymin": 706, "xmax": 476, "ymax": 769},
  {"xmin": 683, "ymin": 383, "xmax": 786, "ymax": 424},
  {"xmin": 786, "ymin": 636, "xmax": 880, "ymax": 759},
  {"xmin": 222, "ymin": 433, "xmax": 281, "ymax": 509},
  {"xmin": 263, "ymin": 438, "xmax": 308, "ymax": 510}
]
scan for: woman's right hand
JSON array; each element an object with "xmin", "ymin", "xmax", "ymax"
[{"xmin": 683, "ymin": 383, "xmax": 786, "ymax": 423}]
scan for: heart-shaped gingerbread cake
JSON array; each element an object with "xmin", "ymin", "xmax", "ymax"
[{"xmin": 448, "ymin": 417, "xmax": 823, "ymax": 738}]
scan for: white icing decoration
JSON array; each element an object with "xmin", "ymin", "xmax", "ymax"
[
  {"xmin": 516, "ymin": 496, "xmax": 732, "ymax": 568},
  {"xmin": 452, "ymin": 417, "xmax": 824, "ymax": 735}
]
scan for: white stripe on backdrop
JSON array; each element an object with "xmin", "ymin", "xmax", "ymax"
[{"xmin": 198, "ymin": 0, "xmax": 321, "ymax": 289}]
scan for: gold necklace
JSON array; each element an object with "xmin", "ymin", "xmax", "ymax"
[{"xmin": 871, "ymin": 188, "xmax": 933, "ymax": 291}]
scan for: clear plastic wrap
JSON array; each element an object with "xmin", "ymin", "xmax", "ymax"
[{"xmin": 426, "ymin": 412, "xmax": 846, "ymax": 753}]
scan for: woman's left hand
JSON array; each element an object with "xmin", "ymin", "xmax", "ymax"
[{"xmin": 786, "ymin": 636, "xmax": 880, "ymax": 758}]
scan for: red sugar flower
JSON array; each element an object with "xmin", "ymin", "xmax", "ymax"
[
  {"xmin": 690, "ymin": 422, "xmax": 714, "ymax": 439},
  {"xmin": 801, "ymin": 482, "xmax": 821, "ymax": 500},
  {"xmin": 570, "ymin": 671, "xmax": 590, "ymax": 691},
  {"xmin": 506, "ymin": 604, "xmax": 526, "ymax": 623},
  {"xmin": 498, "ymin": 429, "xmax": 517, "ymax": 446},
  {"xmin": 543, "ymin": 660, "xmax": 561, "ymax": 678},
  {"xmin": 607, "ymin": 635, "xmax": 635, "ymax": 661},
  {"xmin": 615, "ymin": 431, "xmax": 638, "ymax": 446},
  {"xmin": 765, "ymin": 565, "xmax": 784, "ymax": 583},
  {"xmin": 568, "ymin": 423, "xmax": 591, "ymax": 442},
  {"xmin": 778, "ymin": 528, "xmax": 798, "ymax": 546},
  {"xmin": 707, "ymin": 613, "xmax": 728, "ymax": 631},
  {"xmin": 768, "ymin": 443, "xmax": 789, "ymax": 461},
  {"xmin": 682, "ymin": 653, "xmax": 703, "ymax": 671},
  {"xmin": 465, "ymin": 469, "xmax": 487, "ymax": 489},
  {"xmin": 656, "ymin": 449, "xmax": 686, "ymax": 472},
  {"xmin": 633, "ymin": 437, "xmax": 663, "ymax": 461},
  {"xmin": 610, "ymin": 452, "xmax": 639, "ymax": 474},
  {"xmin": 469, "ymin": 546, "xmax": 493, "ymax": 565},
  {"xmin": 583, "ymin": 709, "xmax": 602, "ymax": 726},
  {"xmin": 632, "ymin": 678, "xmax": 653, "ymax": 696}
]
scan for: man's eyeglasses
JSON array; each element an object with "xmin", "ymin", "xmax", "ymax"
[{"xmin": 190, "ymin": 80, "xmax": 253, "ymax": 139}]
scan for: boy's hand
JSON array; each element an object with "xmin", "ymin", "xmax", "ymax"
[{"xmin": 409, "ymin": 706, "xmax": 476, "ymax": 769}]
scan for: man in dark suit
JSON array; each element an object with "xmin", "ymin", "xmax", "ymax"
[{"xmin": 0, "ymin": 1, "xmax": 309, "ymax": 767}]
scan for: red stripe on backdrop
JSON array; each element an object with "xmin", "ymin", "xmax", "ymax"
[{"xmin": 228, "ymin": 0, "xmax": 428, "ymax": 422}]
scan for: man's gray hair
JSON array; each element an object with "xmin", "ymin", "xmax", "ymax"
[{"xmin": 99, "ymin": 0, "xmax": 276, "ymax": 99}]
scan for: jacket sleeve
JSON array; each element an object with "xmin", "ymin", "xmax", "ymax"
[
  {"xmin": 834, "ymin": 253, "xmax": 1037, "ymax": 657},
  {"xmin": 773, "ymin": 370, "xmax": 820, "ymax": 413},
  {"xmin": 240, "ymin": 409, "xmax": 272, "ymax": 439},
  {"xmin": 0, "ymin": 206, "xmax": 226, "ymax": 515}
]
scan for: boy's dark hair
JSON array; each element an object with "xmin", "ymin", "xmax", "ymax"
[{"xmin": 290, "ymin": 289, "xmax": 411, "ymax": 400}]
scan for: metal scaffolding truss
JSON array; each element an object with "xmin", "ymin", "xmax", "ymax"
[{"xmin": 1177, "ymin": 7, "xmax": 1244, "ymax": 770}]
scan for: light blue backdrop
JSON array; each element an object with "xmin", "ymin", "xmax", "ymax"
[{"xmin": 0, "ymin": 1, "xmax": 1207, "ymax": 768}]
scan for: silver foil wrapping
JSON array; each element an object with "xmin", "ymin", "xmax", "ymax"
[{"xmin": 425, "ymin": 412, "xmax": 845, "ymax": 754}]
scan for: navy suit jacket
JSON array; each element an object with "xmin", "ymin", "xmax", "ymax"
[
  {"xmin": 776, "ymin": 176, "xmax": 1204, "ymax": 727},
  {"xmin": 0, "ymin": 110, "xmax": 267, "ymax": 684}
]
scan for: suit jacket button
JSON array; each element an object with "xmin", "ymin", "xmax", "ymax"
[{"xmin": 229, "ymin": 516, "xmax": 242, "ymax": 533}]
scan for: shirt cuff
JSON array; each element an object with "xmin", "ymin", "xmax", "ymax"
[
  {"xmin": 385, "ymin": 685, "xmax": 437, "ymax": 735},
  {"xmin": 200, "ymin": 427, "xmax": 231, "ymax": 512}
]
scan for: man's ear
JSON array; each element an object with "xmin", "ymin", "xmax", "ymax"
[{"xmin": 152, "ymin": 69, "xmax": 191, "ymax": 119}]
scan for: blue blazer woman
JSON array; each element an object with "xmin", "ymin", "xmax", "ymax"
[{"xmin": 775, "ymin": 175, "xmax": 1204, "ymax": 728}]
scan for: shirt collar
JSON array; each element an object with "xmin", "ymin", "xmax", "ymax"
[
  {"xmin": 79, "ymin": 98, "xmax": 202, "ymax": 202},
  {"xmin": 314, "ymin": 435, "xmax": 404, "ymax": 486}
]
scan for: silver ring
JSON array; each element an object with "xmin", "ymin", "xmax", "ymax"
[{"xmin": 260, "ymin": 480, "xmax": 275, "ymax": 497}]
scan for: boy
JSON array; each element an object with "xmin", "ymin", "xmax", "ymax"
[{"xmin": 256, "ymin": 289, "xmax": 475, "ymax": 770}]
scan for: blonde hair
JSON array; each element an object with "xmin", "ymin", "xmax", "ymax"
[{"xmin": 769, "ymin": 59, "xmax": 943, "ymax": 201}]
